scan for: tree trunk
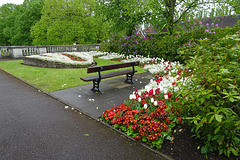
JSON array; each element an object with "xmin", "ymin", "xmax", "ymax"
[{"xmin": 168, "ymin": 0, "xmax": 176, "ymax": 35}]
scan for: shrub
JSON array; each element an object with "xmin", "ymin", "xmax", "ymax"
[
  {"xmin": 172, "ymin": 31, "xmax": 240, "ymax": 157},
  {"xmin": 154, "ymin": 35, "xmax": 179, "ymax": 61}
]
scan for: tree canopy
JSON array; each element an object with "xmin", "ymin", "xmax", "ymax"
[
  {"xmin": 96, "ymin": 0, "xmax": 147, "ymax": 36},
  {"xmin": 97, "ymin": 0, "xmax": 239, "ymax": 35},
  {"xmin": 0, "ymin": 0, "xmax": 239, "ymax": 46},
  {"xmin": 0, "ymin": 0, "xmax": 44, "ymax": 46},
  {"xmin": 31, "ymin": 0, "xmax": 106, "ymax": 45},
  {"xmin": 148, "ymin": 0, "xmax": 239, "ymax": 34}
]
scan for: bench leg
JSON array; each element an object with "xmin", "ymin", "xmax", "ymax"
[
  {"xmin": 91, "ymin": 81, "xmax": 101, "ymax": 92},
  {"xmin": 125, "ymin": 73, "xmax": 134, "ymax": 84}
]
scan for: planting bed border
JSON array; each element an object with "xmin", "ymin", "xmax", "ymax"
[{"xmin": 23, "ymin": 57, "xmax": 96, "ymax": 68}]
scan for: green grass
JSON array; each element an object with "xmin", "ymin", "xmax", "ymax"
[{"xmin": 0, "ymin": 58, "xmax": 146, "ymax": 92}]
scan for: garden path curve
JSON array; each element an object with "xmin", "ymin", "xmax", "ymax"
[{"xmin": 0, "ymin": 69, "xmax": 168, "ymax": 160}]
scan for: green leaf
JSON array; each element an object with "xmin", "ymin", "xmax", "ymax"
[
  {"xmin": 214, "ymin": 125, "xmax": 221, "ymax": 134},
  {"xmin": 230, "ymin": 147, "xmax": 238, "ymax": 156},
  {"xmin": 215, "ymin": 114, "xmax": 223, "ymax": 122},
  {"xmin": 142, "ymin": 137, "xmax": 147, "ymax": 142},
  {"xmin": 201, "ymin": 146, "xmax": 208, "ymax": 154},
  {"xmin": 209, "ymin": 115, "xmax": 215, "ymax": 122}
]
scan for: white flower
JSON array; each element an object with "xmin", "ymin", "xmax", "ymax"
[
  {"xmin": 164, "ymin": 95, "xmax": 169, "ymax": 99},
  {"xmin": 154, "ymin": 101, "xmax": 158, "ymax": 106},
  {"xmin": 138, "ymin": 98, "xmax": 141, "ymax": 102},
  {"xmin": 129, "ymin": 94, "xmax": 136, "ymax": 100},
  {"xmin": 144, "ymin": 104, "xmax": 148, "ymax": 109},
  {"xmin": 27, "ymin": 52, "xmax": 95, "ymax": 66},
  {"xmin": 151, "ymin": 98, "xmax": 154, "ymax": 103}
]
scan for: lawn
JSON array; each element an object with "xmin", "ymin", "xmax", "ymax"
[{"xmin": 0, "ymin": 58, "xmax": 146, "ymax": 92}]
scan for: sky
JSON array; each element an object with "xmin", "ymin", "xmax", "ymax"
[{"xmin": 0, "ymin": 0, "xmax": 24, "ymax": 6}]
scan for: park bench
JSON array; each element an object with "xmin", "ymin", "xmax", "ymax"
[{"xmin": 80, "ymin": 61, "xmax": 140, "ymax": 92}]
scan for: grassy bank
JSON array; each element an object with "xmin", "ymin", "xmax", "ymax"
[{"xmin": 0, "ymin": 58, "xmax": 146, "ymax": 92}]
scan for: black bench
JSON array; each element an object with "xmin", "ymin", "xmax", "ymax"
[{"xmin": 80, "ymin": 61, "xmax": 140, "ymax": 92}]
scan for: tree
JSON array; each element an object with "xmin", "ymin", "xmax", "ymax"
[
  {"xmin": 31, "ymin": 0, "xmax": 106, "ymax": 45},
  {"xmin": 0, "ymin": 3, "xmax": 17, "ymax": 45},
  {"xmin": 96, "ymin": 0, "xmax": 147, "ymax": 36},
  {"xmin": 11, "ymin": 0, "xmax": 44, "ymax": 45},
  {"xmin": 0, "ymin": 0, "xmax": 44, "ymax": 46},
  {"xmin": 148, "ymin": 0, "xmax": 238, "ymax": 35}
]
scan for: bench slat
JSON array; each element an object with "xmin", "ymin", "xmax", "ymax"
[
  {"xmin": 87, "ymin": 61, "xmax": 139, "ymax": 73},
  {"xmin": 81, "ymin": 69, "xmax": 136, "ymax": 82}
]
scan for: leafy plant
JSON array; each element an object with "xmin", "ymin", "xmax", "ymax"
[{"xmin": 172, "ymin": 31, "xmax": 240, "ymax": 157}]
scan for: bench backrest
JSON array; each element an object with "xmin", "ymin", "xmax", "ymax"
[{"xmin": 87, "ymin": 61, "xmax": 140, "ymax": 73}]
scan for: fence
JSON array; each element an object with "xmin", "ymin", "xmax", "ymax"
[{"xmin": 0, "ymin": 44, "xmax": 100, "ymax": 59}]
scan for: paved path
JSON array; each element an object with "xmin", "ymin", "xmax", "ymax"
[
  {"xmin": 0, "ymin": 69, "xmax": 168, "ymax": 160},
  {"xmin": 50, "ymin": 72, "xmax": 153, "ymax": 118}
]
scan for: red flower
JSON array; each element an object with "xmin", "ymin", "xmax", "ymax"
[
  {"xmin": 166, "ymin": 118, "xmax": 171, "ymax": 124},
  {"xmin": 132, "ymin": 109, "xmax": 139, "ymax": 115},
  {"xmin": 177, "ymin": 117, "xmax": 183, "ymax": 124},
  {"xmin": 156, "ymin": 77, "xmax": 163, "ymax": 84}
]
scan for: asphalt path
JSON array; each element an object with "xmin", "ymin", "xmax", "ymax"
[{"xmin": 0, "ymin": 69, "xmax": 167, "ymax": 160}]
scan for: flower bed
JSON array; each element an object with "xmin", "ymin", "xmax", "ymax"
[
  {"xmin": 99, "ymin": 31, "xmax": 240, "ymax": 157},
  {"xmin": 23, "ymin": 52, "xmax": 98, "ymax": 68}
]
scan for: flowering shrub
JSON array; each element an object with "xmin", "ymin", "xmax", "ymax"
[
  {"xmin": 100, "ymin": 30, "xmax": 240, "ymax": 157},
  {"xmin": 172, "ymin": 32, "xmax": 240, "ymax": 157}
]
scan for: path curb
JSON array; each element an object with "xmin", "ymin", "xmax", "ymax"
[{"xmin": 0, "ymin": 68, "xmax": 173, "ymax": 160}]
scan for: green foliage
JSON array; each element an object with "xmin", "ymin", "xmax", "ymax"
[
  {"xmin": 173, "ymin": 32, "xmax": 240, "ymax": 157},
  {"xmin": 0, "ymin": 0, "xmax": 44, "ymax": 46},
  {"xmin": 177, "ymin": 20, "xmax": 240, "ymax": 62},
  {"xmin": 0, "ymin": 3, "xmax": 18, "ymax": 46},
  {"xmin": 13, "ymin": 0, "xmax": 44, "ymax": 45},
  {"xmin": 31, "ymin": 0, "xmax": 106, "ymax": 45},
  {"xmin": 147, "ymin": 0, "xmax": 236, "ymax": 35},
  {"xmin": 96, "ymin": 0, "xmax": 146, "ymax": 36},
  {"xmin": 154, "ymin": 35, "xmax": 179, "ymax": 61},
  {"xmin": 99, "ymin": 32, "xmax": 126, "ymax": 53}
]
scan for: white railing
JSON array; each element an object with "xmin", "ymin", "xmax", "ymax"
[{"xmin": 0, "ymin": 44, "xmax": 100, "ymax": 59}]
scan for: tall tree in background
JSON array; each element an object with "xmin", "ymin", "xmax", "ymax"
[
  {"xmin": 97, "ymin": 0, "xmax": 238, "ymax": 36},
  {"xmin": 13, "ymin": 0, "xmax": 44, "ymax": 45},
  {"xmin": 148, "ymin": 0, "xmax": 238, "ymax": 35},
  {"xmin": 31, "ymin": 0, "xmax": 106, "ymax": 45},
  {"xmin": 96, "ymin": 0, "xmax": 147, "ymax": 36},
  {"xmin": 0, "ymin": 4, "xmax": 18, "ymax": 46},
  {"xmin": 0, "ymin": 0, "xmax": 44, "ymax": 46}
]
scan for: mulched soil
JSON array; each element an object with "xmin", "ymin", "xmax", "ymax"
[{"xmin": 159, "ymin": 124, "xmax": 239, "ymax": 160}]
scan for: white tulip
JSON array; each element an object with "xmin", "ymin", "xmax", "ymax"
[
  {"xmin": 144, "ymin": 104, "xmax": 148, "ymax": 109},
  {"xmin": 164, "ymin": 95, "xmax": 169, "ymax": 99},
  {"xmin": 151, "ymin": 98, "xmax": 154, "ymax": 103},
  {"xmin": 138, "ymin": 98, "xmax": 141, "ymax": 102}
]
